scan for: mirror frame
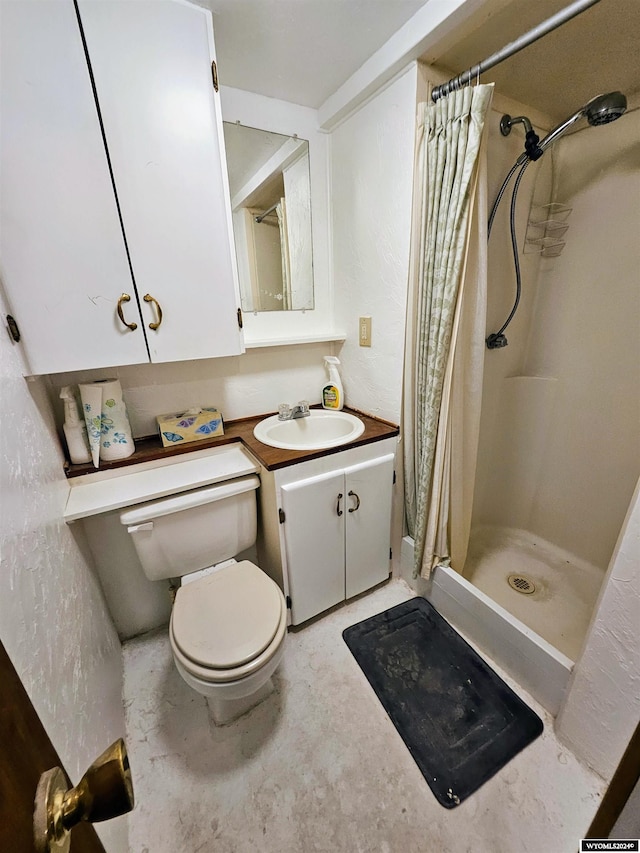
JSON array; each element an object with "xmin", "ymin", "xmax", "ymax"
[{"xmin": 221, "ymin": 86, "xmax": 334, "ymax": 347}]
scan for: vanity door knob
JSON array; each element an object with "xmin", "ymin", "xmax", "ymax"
[
  {"xmin": 116, "ymin": 293, "xmax": 138, "ymax": 331},
  {"xmin": 348, "ymin": 490, "xmax": 361, "ymax": 513},
  {"xmin": 34, "ymin": 738, "xmax": 134, "ymax": 852},
  {"xmin": 336, "ymin": 493, "xmax": 343, "ymax": 517}
]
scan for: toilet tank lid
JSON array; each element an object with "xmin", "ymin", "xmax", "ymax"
[{"xmin": 119, "ymin": 474, "xmax": 259, "ymax": 526}]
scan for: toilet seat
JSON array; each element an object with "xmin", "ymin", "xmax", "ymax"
[{"xmin": 170, "ymin": 560, "xmax": 287, "ymax": 684}]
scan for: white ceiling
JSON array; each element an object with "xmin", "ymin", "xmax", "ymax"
[
  {"xmin": 200, "ymin": 0, "xmax": 425, "ymax": 108},
  {"xmin": 200, "ymin": 0, "xmax": 640, "ymax": 120}
]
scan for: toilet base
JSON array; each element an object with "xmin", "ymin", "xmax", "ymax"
[
  {"xmin": 172, "ymin": 634, "xmax": 286, "ymax": 725},
  {"xmin": 207, "ymin": 678, "xmax": 275, "ymax": 726}
]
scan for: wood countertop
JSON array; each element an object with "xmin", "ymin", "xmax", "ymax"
[{"xmin": 65, "ymin": 407, "xmax": 399, "ymax": 478}]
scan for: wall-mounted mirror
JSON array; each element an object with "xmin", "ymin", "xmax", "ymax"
[{"xmin": 223, "ymin": 122, "xmax": 314, "ymax": 313}]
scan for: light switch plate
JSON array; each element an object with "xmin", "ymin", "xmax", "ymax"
[{"xmin": 359, "ymin": 316, "xmax": 372, "ymax": 347}]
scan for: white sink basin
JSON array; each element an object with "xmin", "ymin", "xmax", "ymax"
[{"xmin": 253, "ymin": 410, "xmax": 365, "ymax": 451}]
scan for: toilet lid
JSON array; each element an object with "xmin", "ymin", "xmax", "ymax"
[{"xmin": 172, "ymin": 561, "xmax": 283, "ymax": 669}]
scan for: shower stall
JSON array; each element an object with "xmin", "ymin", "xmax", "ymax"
[{"xmin": 402, "ymin": 81, "xmax": 639, "ymax": 715}]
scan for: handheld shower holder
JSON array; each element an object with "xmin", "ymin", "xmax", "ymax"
[
  {"xmin": 486, "ymin": 332, "xmax": 508, "ymax": 350},
  {"xmin": 524, "ymin": 130, "xmax": 543, "ymax": 161},
  {"xmin": 500, "ymin": 114, "xmax": 543, "ymax": 161}
]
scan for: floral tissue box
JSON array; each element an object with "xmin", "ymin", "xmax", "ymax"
[{"xmin": 157, "ymin": 407, "xmax": 224, "ymax": 447}]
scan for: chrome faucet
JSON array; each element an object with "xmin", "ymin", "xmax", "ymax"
[{"xmin": 278, "ymin": 400, "xmax": 310, "ymax": 420}]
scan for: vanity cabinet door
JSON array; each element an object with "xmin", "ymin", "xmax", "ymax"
[
  {"xmin": 280, "ymin": 470, "xmax": 345, "ymax": 625},
  {"xmin": 279, "ymin": 450, "xmax": 394, "ymax": 625},
  {"xmin": 344, "ymin": 454, "xmax": 394, "ymax": 599},
  {"xmin": 0, "ymin": 0, "xmax": 148, "ymax": 375},
  {"xmin": 77, "ymin": 0, "xmax": 244, "ymax": 363}
]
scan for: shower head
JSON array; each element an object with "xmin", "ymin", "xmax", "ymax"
[
  {"xmin": 584, "ymin": 91, "xmax": 628, "ymax": 126},
  {"xmin": 538, "ymin": 91, "xmax": 627, "ymax": 153}
]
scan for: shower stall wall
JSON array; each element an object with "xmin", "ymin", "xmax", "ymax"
[
  {"xmin": 406, "ymin": 95, "xmax": 640, "ymax": 715},
  {"xmin": 474, "ymin": 97, "xmax": 639, "ymax": 566}
]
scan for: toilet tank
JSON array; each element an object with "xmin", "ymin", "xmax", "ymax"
[{"xmin": 120, "ymin": 475, "xmax": 260, "ymax": 581}]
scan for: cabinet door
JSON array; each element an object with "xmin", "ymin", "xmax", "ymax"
[
  {"xmin": 281, "ymin": 471, "xmax": 345, "ymax": 625},
  {"xmin": 344, "ymin": 454, "xmax": 394, "ymax": 599},
  {"xmin": 0, "ymin": 1, "xmax": 147, "ymax": 375},
  {"xmin": 77, "ymin": 0, "xmax": 244, "ymax": 363}
]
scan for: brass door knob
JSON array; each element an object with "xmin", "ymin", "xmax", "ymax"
[{"xmin": 34, "ymin": 738, "xmax": 134, "ymax": 852}]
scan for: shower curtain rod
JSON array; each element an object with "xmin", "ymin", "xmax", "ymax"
[
  {"xmin": 255, "ymin": 202, "xmax": 279, "ymax": 223},
  {"xmin": 431, "ymin": 0, "xmax": 601, "ymax": 102}
]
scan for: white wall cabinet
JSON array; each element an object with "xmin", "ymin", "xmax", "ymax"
[
  {"xmin": 257, "ymin": 440, "xmax": 396, "ymax": 626},
  {"xmin": 0, "ymin": 0, "xmax": 243, "ymax": 375}
]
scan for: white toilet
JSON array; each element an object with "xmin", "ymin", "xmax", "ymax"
[{"xmin": 119, "ymin": 473, "xmax": 286, "ymax": 725}]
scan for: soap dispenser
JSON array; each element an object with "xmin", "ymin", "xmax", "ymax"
[
  {"xmin": 60, "ymin": 386, "xmax": 91, "ymax": 464},
  {"xmin": 321, "ymin": 356, "xmax": 344, "ymax": 410}
]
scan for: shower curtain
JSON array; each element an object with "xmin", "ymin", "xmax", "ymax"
[{"xmin": 403, "ymin": 83, "xmax": 493, "ymax": 579}]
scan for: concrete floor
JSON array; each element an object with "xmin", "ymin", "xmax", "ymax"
[{"xmin": 124, "ymin": 580, "xmax": 605, "ymax": 853}]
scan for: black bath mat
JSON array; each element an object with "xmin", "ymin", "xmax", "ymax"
[{"xmin": 343, "ymin": 597, "xmax": 543, "ymax": 808}]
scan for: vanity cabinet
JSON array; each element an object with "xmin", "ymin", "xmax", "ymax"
[
  {"xmin": 0, "ymin": 0, "xmax": 242, "ymax": 375},
  {"xmin": 257, "ymin": 439, "xmax": 397, "ymax": 626}
]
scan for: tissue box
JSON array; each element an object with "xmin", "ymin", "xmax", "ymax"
[{"xmin": 157, "ymin": 408, "xmax": 224, "ymax": 447}]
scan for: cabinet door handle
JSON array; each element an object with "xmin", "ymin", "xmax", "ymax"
[
  {"xmin": 144, "ymin": 293, "xmax": 163, "ymax": 330},
  {"xmin": 348, "ymin": 490, "xmax": 360, "ymax": 513},
  {"xmin": 336, "ymin": 493, "xmax": 343, "ymax": 517},
  {"xmin": 117, "ymin": 293, "xmax": 138, "ymax": 331}
]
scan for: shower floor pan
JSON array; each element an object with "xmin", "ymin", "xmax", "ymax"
[
  {"xmin": 464, "ymin": 526, "xmax": 603, "ymax": 660},
  {"xmin": 401, "ymin": 528, "xmax": 603, "ymax": 716}
]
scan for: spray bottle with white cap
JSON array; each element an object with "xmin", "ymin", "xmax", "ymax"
[
  {"xmin": 60, "ymin": 386, "xmax": 91, "ymax": 464},
  {"xmin": 321, "ymin": 356, "xmax": 344, "ymax": 410}
]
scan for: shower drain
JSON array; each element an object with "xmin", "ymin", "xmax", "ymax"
[{"xmin": 507, "ymin": 574, "xmax": 536, "ymax": 595}]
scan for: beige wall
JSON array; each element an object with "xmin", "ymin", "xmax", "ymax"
[
  {"xmin": 471, "ymin": 101, "xmax": 550, "ymax": 532},
  {"xmin": 330, "ymin": 64, "xmax": 418, "ymax": 423},
  {"xmin": 48, "ymin": 342, "xmax": 334, "ymax": 439},
  {"xmin": 524, "ymin": 108, "xmax": 640, "ymax": 567}
]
